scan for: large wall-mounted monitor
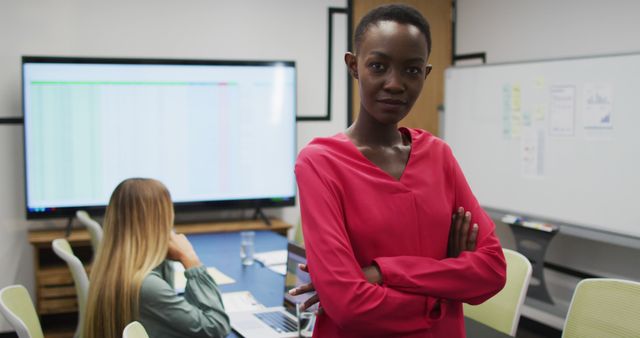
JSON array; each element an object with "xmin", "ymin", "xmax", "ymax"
[{"xmin": 22, "ymin": 56, "xmax": 297, "ymax": 219}]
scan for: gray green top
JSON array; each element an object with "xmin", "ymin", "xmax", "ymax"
[{"xmin": 139, "ymin": 261, "xmax": 231, "ymax": 338}]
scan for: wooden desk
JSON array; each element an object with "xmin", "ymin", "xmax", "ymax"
[{"xmin": 27, "ymin": 219, "xmax": 291, "ymax": 338}]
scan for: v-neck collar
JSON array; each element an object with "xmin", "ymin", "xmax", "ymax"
[{"xmin": 340, "ymin": 127, "xmax": 414, "ymax": 183}]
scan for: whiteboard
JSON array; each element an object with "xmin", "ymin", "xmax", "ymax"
[{"xmin": 444, "ymin": 53, "xmax": 640, "ymax": 238}]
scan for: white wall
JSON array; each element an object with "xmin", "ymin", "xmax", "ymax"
[
  {"xmin": 456, "ymin": 0, "xmax": 640, "ymax": 329},
  {"xmin": 0, "ymin": 0, "xmax": 348, "ymax": 332},
  {"xmin": 457, "ymin": 0, "xmax": 640, "ymax": 63}
]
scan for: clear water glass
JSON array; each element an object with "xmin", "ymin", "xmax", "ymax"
[{"xmin": 240, "ymin": 231, "xmax": 255, "ymax": 266}]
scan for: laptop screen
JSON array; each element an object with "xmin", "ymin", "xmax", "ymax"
[{"xmin": 283, "ymin": 242, "xmax": 317, "ymax": 312}]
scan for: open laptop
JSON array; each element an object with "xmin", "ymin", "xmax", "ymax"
[{"xmin": 228, "ymin": 242, "xmax": 316, "ymax": 338}]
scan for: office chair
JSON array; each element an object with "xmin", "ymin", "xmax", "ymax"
[
  {"xmin": 76, "ymin": 210, "xmax": 103, "ymax": 253},
  {"xmin": 294, "ymin": 220, "xmax": 305, "ymax": 247},
  {"xmin": 463, "ymin": 248, "xmax": 532, "ymax": 336},
  {"xmin": 0, "ymin": 285, "xmax": 44, "ymax": 338},
  {"xmin": 52, "ymin": 239, "xmax": 89, "ymax": 338},
  {"xmin": 123, "ymin": 321, "xmax": 149, "ymax": 338},
  {"xmin": 562, "ymin": 278, "xmax": 640, "ymax": 338}
]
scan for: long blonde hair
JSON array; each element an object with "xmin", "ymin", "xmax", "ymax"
[{"xmin": 83, "ymin": 178, "xmax": 174, "ymax": 338}]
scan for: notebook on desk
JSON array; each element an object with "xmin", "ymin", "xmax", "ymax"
[{"xmin": 228, "ymin": 242, "xmax": 316, "ymax": 338}]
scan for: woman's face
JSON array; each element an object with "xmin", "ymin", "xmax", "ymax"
[{"xmin": 350, "ymin": 21, "xmax": 430, "ymax": 125}]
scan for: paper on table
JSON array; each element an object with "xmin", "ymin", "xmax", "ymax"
[
  {"xmin": 173, "ymin": 262, "xmax": 235, "ymax": 293},
  {"xmin": 267, "ymin": 264, "xmax": 287, "ymax": 276},
  {"xmin": 254, "ymin": 250, "xmax": 287, "ymax": 267},
  {"xmin": 206, "ymin": 266, "xmax": 235, "ymax": 284},
  {"xmin": 222, "ymin": 291, "xmax": 265, "ymax": 312}
]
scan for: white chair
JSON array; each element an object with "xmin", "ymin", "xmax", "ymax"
[
  {"xmin": 293, "ymin": 220, "xmax": 305, "ymax": 247},
  {"xmin": 123, "ymin": 321, "xmax": 149, "ymax": 338},
  {"xmin": 76, "ymin": 210, "xmax": 103, "ymax": 253},
  {"xmin": 0, "ymin": 285, "xmax": 44, "ymax": 338},
  {"xmin": 52, "ymin": 239, "xmax": 89, "ymax": 338},
  {"xmin": 464, "ymin": 248, "xmax": 532, "ymax": 336},
  {"xmin": 562, "ymin": 278, "xmax": 640, "ymax": 338}
]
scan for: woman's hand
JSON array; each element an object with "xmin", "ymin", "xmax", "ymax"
[
  {"xmin": 289, "ymin": 263, "xmax": 382, "ymax": 312},
  {"xmin": 288, "ymin": 264, "xmax": 321, "ymax": 313},
  {"xmin": 167, "ymin": 232, "xmax": 202, "ymax": 269},
  {"xmin": 448, "ymin": 207, "xmax": 478, "ymax": 258},
  {"xmin": 362, "ymin": 265, "xmax": 382, "ymax": 284}
]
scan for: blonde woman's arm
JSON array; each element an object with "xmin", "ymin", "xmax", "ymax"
[{"xmin": 139, "ymin": 266, "xmax": 231, "ymax": 338}]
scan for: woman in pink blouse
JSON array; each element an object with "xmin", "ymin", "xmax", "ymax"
[{"xmin": 292, "ymin": 4, "xmax": 506, "ymax": 338}]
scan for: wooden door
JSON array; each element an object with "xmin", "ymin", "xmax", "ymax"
[{"xmin": 350, "ymin": 0, "xmax": 452, "ymax": 135}]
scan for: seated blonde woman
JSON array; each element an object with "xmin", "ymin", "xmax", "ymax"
[{"xmin": 83, "ymin": 178, "xmax": 230, "ymax": 338}]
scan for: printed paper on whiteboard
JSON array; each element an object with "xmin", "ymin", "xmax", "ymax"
[
  {"xmin": 549, "ymin": 85, "xmax": 576, "ymax": 136},
  {"xmin": 521, "ymin": 127, "xmax": 545, "ymax": 178},
  {"xmin": 502, "ymin": 84, "xmax": 512, "ymax": 139},
  {"xmin": 502, "ymin": 83, "xmax": 524, "ymax": 139},
  {"xmin": 583, "ymin": 83, "xmax": 613, "ymax": 129},
  {"xmin": 511, "ymin": 84, "xmax": 523, "ymax": 137}
]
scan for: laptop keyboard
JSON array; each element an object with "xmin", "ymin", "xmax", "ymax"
[{"xmin": 254, "ymin": 311, "xmax": 298, "ymax": 333}]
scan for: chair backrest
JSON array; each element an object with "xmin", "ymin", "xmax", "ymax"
[
  {"xmin": 294, "ymin": 220, "xmax": 305, "ymax": 247},
  {"xmin": 52, "ymin": 238, "xmax": 90, "ymax": 338},
  {"xmin": 463, "ymin": 248, "xmax": 532, "ymax": 336},
  {"xmin": 123, "ymin": 321, "xmax": 149, "ymax": 338},
  {"xmin": 562, "ymin": 278, "xmax": 640, "ymax": 338},
  {"xmin": 76, "ymin": 210, "xmax": 103, "ymax": 253},
  {"xmin": 0, "ymin": 285, "xmax": 44, "ymax": 338}
]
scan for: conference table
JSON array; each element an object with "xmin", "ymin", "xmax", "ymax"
[{"xmin": 187, "ymin": 231, "xmax": 511, "ymax": 338}]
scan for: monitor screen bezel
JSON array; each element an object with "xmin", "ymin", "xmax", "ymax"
[{"xmin": 21, "ymin": 55, "xmax": 297, "ymax": 219}]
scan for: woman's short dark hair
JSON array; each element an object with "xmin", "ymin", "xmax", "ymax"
[{"xmin": 354, "ymin": 4, "xmax": 432, "ymax": 55}]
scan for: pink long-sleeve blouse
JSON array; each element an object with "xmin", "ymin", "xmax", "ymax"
[{"xmin": 295, "ymin": 128, "xmax": 506, "ymax": 338}]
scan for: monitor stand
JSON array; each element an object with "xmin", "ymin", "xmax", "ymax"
[
  {"xmin": 64, "ymin": 216, "xmax": 74, "ymax": 237},
  {"xmin": 252, "ymin": 207, "xmax": 272, "ymax": 226}
]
